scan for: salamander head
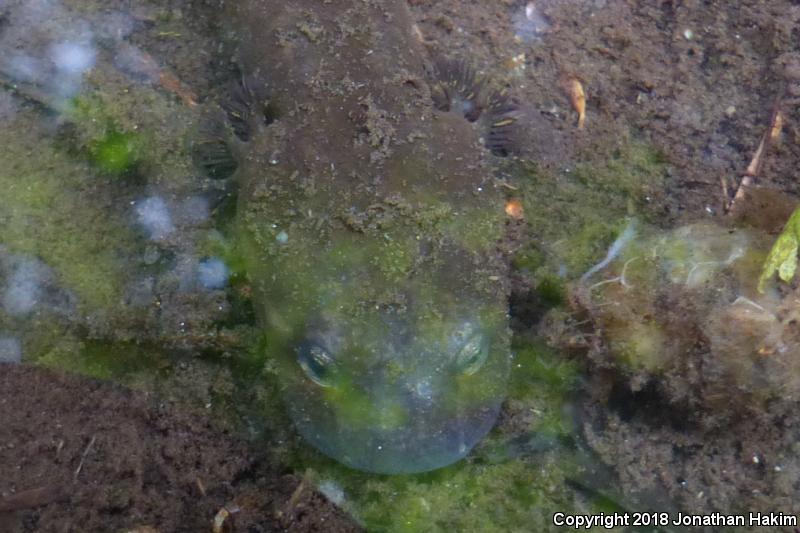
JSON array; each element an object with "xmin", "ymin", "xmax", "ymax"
[
  {"xmin": 292, "ymin": 291, "xmax": 509, "ymax": 473},
  {"xmin": 289, "ymin": 308, "xmax": 508, "ymax": 473},
  {"xmin": 253, "ymin": 230, "xmax": 511, "ymax": 474},
  {"xmin": 193, "ymin": 49, "xmax": 513, "ymax": 472}
]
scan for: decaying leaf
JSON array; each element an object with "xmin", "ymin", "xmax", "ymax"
[{"xmin": 758, "ymin": 206, "xmax": 800, "ymax": 292}]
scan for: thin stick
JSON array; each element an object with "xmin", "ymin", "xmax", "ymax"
[
  {"xmin": 74, "ymin": 435, "xmax": 96, "ymax": 480},
  {"xmin": 277, "ymin": 474, "xmax": 309, "ymax": 520},
  {"xmin": 0, "ymin": 485, "xmax": 65, "ymax": 512},
  {"xmin": 725, "ymin": 88, "xmax": 785, "ymax": 213}
]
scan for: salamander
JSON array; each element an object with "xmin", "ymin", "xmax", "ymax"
[{"xmin": 211, "ymin": 0, "xmax": 513, "ymax": 474}]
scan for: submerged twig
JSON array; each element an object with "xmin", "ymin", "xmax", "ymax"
[
  {"xmin": 731, "ymin": 296, "xmax": 772, "ymax": 315},
  {"xmin": 724, "ymin": 88, "xmax": 785, "ymax": 213},
  {"xmin": 0, "ymin": 484, "xmax": 66, "ymax": 513},
  {"xmin": 276, "ymin": 471, "xmax": 312, "ymax": 520},
  {"xmin": 74, "ymin": 434, "xmax": 96, "ymax": 480},
  {"xmin": 0, "ymin": 69, "xmax": 61, "ymax": 111},
  {"xmin": 114, "ymin": 43, "xmax": 198, "ymax": 107},
  {"xmin": 212, "ymin": 505, "xmax": 240, "ymax": 533}
]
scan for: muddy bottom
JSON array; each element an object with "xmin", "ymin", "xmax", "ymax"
[{"xmin": 0, "ymin": 364, "xmax": 361, "ymax": 533}]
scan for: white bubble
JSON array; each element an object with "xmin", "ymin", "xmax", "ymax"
[
  {"xmin": 136, "ymin": 197, "xmax": 174, "ymax": 241},
  {"xmin": 513, "ymin": 2, "xmax": 550, "ymax": 43},
  {"xmin": 197, "ymin": 258, "xmax": 230, "ymax": 289},
  {"xmin": 0, "ymin": 336, "xmax": 22, "ymax": 364},
  {"xmin": 413, "ymin": 379, "xmax": 434, "ymax": 402},
  {"xmin": 50, "ymin": 41, "xmax": 96, "ymax": 75},
  {"xmin": 318, "ymin": 480, "xmax": 346, "ymax": 507},
  {"xmin": 94, "ymin": 11, "xmax": 136, "ymax": 42},
  {"xmin": 3, "ymin": 258, "xmax": 46, "ymax": 316}
]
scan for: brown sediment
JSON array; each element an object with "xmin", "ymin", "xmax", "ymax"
[{"xmin": 0, "ymin": 364, "xmax": 361, "ymax": 533}]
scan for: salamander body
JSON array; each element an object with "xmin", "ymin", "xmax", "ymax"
[{"xmin": 220, "ymin": 0, "xmax": 511, "ymax": 473}]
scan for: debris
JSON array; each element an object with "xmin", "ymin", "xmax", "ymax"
[
  {"xmin": 770, "ymin": 110, "xmax": 783, "ymax": 142},
  {"xmin": 513, "ymin": 2, "xmax": 551, "ymax": 43},
  {"xmin": 276, "ymin": 474, "xmax": 309, "ymax": 520},
  {"xmin": 74, "ymin": 434, "xmax": 96, "ymax": 480},
  {"xmin": 195, "ymin": 477, "xmax": 207, "ymax": 498},
  {"xmin": 114, "ymin": 43, "xmax": 197, "ymax": 107},
  {"xmin": 579, "ymin": 220, "xmax": 636, "ymax": 284},
  {"xmin": 212, "ymin": 505, "xmax": 239, "ymax": 533},
  {"xmin": 724, "ymin": 90, "xmax": 784, "ymax": 213},
  {"xmin": 758, "ymin": 205, "xmax": 800, "ymax": 292},
  {"xmin": 505, "ymin": 198, "xmax": 524, "ymax": 219},
  {"xmin": 0, "ymin": 484, "xmax": 66, "ymax": 512},
  {"xmin": 503, "ymin": 53, "xmax": 526, "ymax": 75},
  {"xmin": 562, "ymin": 76, "xmax": 586, "ymax": 129}
]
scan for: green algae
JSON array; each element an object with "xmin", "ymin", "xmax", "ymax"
[
  {"xmin": 37, "ymin": 337, "xmax": 169, "ymax": 382},
  {"xmin": 511, "ymin": 139, "xmax": 666, "ymax": 280},
  {"xmin": 88, "ymin": 129, "xmax": 141, "ymax": 174},
  {"xmin": 0, "ymin": 109, "xmax": 136, "ymax": 311},
  {"xmin": 65, "ymin": 75, "xmax": 195, "ymax": 187},
  {"xmin": 0, "ymin": 43, "xmax": 210, "ymax": 386},
  {"xmin": 535, "ymin": 275, "xmax": 567, "ymax": 307},
  {"xmin": 68, "ymin": 94, "xmax": 143, "ymax": 175},
  {"xmin": 0, "ymin": 24, "xmax": 204, "ymax": 316},
  {"xmin": 346, "ymin": 458, "xmax": 574, "ymax": 533}
]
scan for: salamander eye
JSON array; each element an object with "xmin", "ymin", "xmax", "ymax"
[
  {"xmin": 296, "ymin": 342, "xmax": 337, "ymax": 387},
  {"xmin": 455, "ymin": 333, "xmax": 488, "ymax": 375},
  {"xmin": 452, "ymin": 323, "xmax": 489, "ymax": 375}
]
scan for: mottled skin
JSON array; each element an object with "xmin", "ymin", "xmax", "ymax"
[{"xmin": 224, "ymin": 0, "xmax": 511, "ymax": 473}]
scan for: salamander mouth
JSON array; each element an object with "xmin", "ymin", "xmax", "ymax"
[
  {"xmin": 289, "ymin": 396, "xmax": 503, "ymax": 474},
  {"xmin": 287, "ymin": 337, "xmax": 505, "ymax": 474}
]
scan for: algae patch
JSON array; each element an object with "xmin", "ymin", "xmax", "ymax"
[
  {"xmin": 0, "ymin": 108, "xmax": 136, "ymax": 311},
  {"xmin": 511, "ymin": 139, "xmax": 666, "ymax": 280}
]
